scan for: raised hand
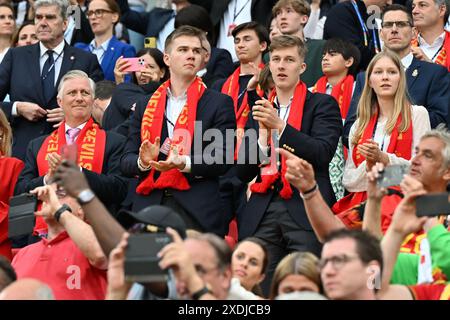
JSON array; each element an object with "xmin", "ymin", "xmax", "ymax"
[
  {"xmin": 278, "ymin": 148, "xmax": 316, "ymax": 193},
  {"xmin": 114, "ymin": 56, "xmax": 131, "ymax": 84},
  {"xmin": 149, "ymin": 144, "xmax": 186, "ymax": 172},
  {"xmin": 139, "ymin": 137, "xmax": 160, "ymax": 167}
]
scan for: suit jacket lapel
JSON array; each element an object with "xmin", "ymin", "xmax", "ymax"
[
  {"xmin": 101, "ymin": 36, "xmax": 116, "ymax": 75},
  {"xmin": 30, "ymin": 43, "xmax": 45, "ymax": 104},
  {"xmin": 406, "ymin": 57, "xmax": 421, "ymax": 88},
  {"xmin": 55, "ymin": 42, "xmax": 75, "ymax": 93}
]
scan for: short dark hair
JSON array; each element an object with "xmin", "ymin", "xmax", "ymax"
[
  {"xmin": 94, "ymin": 80, "xmax": 116, "ymax": 100},
  {"xmin": 136, "ymin": 48, "xmax": 169, "ymax": 82},
  {"xmin": 381, "ymin": 4, "xmax": 413, "ymax": 26},
  {"xmin": 190, "ymin": 233, "xmax": 232, "ymax": 272},
  {"xmin": 174, "ymin": 5, "xmax": 215, "ymax": 45},
  {"xmin": 232, "ymin": 22, "xmax": 270, "ymax": 49},
  {"xmin": 164, "ymin": 25, "xmax": 205, "ymax": 53},
  {"xmin": 0, "ymin": 256, "xmax": 16, "ymax": 291},
  {"xmin": 322, "ymin": 38, "xmax": 361, "ymax": 76},
  {"xmin": 270, "ymin": 35, "xmax": 307, "ymax": 60},
  {"xmin": 323, "ymin": 229, "xmax": 383, "ymax": 279}
]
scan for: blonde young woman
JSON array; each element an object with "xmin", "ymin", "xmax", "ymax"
[
  {"xmin": 332, "ymin": 51, "xmax": 431, "ymax": 229},
  {"xmin": 0, "ymin": 110, "xmax": 24, "ymax": 260}
]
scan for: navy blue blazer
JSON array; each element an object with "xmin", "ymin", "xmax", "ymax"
[
  {"xmin": 75, "ymin": 36, "xmax": 136, "ymax": 81},
  {"xmin": 343, "ymin": 58, "xmax": 450, "ymax": 148},
  {"xmin": 15, "ymin": 128, "xmax": 128, "ymax": 214},
  {"xmin": 120, "ymin": 89, "xmax": 236, "ymax": 236},
  {"xmin": 236, "ymin": 90, "xmax": 342, "ymax": 240},
  {"xmin": 0, "ymin": 42, "xmax": 104, "ymax": 160}
]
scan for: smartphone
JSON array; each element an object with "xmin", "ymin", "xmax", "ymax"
[
  {"xmin": 122, "ymin": 57, "xmax": 146, "ymax": 72},
  {"xmin": 144, "ymin": 37, "xmax": 156, "ymax": 49},
  {"xmin": 8, "ymin": 193, "xmax": 38, "ymax": 238},
  {"xmin": 124, "ymin": 232, "xmax": 172, "ymax": 283},
  {"xmin": 416, "ymin": 193, "xmax": 450, "ymax": 217},
  {"xmin": 377, "ymin": 164, "xmax": 409, "ymax": 188}
]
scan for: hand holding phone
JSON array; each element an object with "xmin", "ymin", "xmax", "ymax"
[
  {"xmin": 121, "ymin": 57, "xmax": 146, "ymax": 72},
  {"xmin": 416, "ymin": 193, "xmax": 450, "ymax": 217},
  {"xmin": 377, "ymin": 164, "xmax": 409, "ymax": 188}
]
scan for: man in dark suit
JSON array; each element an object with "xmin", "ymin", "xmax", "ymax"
[
  {"xmin": 324, "ymin": 0, "xmax": 390, "ymax": 71},
  {"xmin": 120, "ymin": 26, "xmax": 236, "ymax": 237},
  {"xmin": 236, "ymin": 35, "xmax": 342, "ymax": 293},
  {"xmin": 15, "ymin": 70, "xmax": 127, "ymax": 217},
  {"xmin": 343, "ymin": 5, "xmax": 450, "ymax": 148},
  {"xmin": 0, "ymin": 0, "xmax": 103, "ymax": 160}
]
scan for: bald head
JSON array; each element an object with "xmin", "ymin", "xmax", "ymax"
[{"xmin": 0, "ymin": 279, "xmax": 54, "ymax": 300}]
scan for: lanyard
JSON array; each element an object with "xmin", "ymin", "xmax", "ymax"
[
  {"xmin": 418, "ymin": 36, "xmax": 444, "ymax": 61},
  {"xmin": 41, "ymin": 49, "xmax": 64, "ymax": 81},
  {"xmin": 233, "ymin": 0, "xmax": 251, "ymax": 22},
  {"xmin": 351, "ymin": 0, "xmax": 380, "ymax": 53},
  {"xmin": 275, "ymin": 97, "xmax": 292, "ymax": 123},
  {"xmin": 371, "ymin": 110, "xmax": 386, "ymax": 151}
]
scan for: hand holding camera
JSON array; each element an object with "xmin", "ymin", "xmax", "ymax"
[
  {"xmin": 30, "ymin": 185, "xmax": 61, "ymax": 220},
  {"xmin": 52, "ymin": 160, "xmax": 90, "ymax": 199}
]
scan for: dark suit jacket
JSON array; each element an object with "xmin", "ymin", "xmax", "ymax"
[
  {"xmin": 120, "ymin": 89, "xmax": 236, "ymax": 236},
  {"xmin": 15, "ymin": 127, "xmax": 128, "ymax": 214},
  {"xmin": 68, "ymin": 6, "xmax": 94, "ymax": 46},
  {"xmin": 236, "ymin": 90, "xmax": 342, "ymax": 239},
  {"xmin": 191, "ymin": 0, "xmax": 277, "ymax": 45},
  {"xmin": 118, "ymin": 0, "xmax": 175, "ymax": 38},
  {"xmin": 0, "ymin": 42, "xmax": 104, "ymax": 160},
  {"xmin": 75, "ymin": 36, "xmax": 136, "ymax": 81},
  {"xmin": 324, "ymin": 0, "xmax": 378, "ymax": 71},
  {"xmin": 343, "ymin": 58, "xmax": 450, "ymax": 148},
  {"xmin": 102, "ymin": 82, "xmax": 159, "ymax": 136},
  {"xmin": 202, "ymin": 47, "xmax": 234, "ymax": 88}
]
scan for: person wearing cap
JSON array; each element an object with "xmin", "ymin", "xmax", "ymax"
[{"xmin": 11, "ymin": 184, "xmax": 108, "ymax": 300}]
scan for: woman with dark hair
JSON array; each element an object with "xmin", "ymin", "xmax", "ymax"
[
  {"xmin": 229, "ymin": 237, "xmax": 268, "ymax": 299},
  {"xmin": 0, "ymin": 3, "xmax": 16, "ymax": 63},
  {"xmin": 0, "ymin": 110, "xmax": 24, "ymax": 260},
  {"xmin": 75, "ymin": 0, "xmax": 136, "ymax": 81},
  {"xmin": 174, "ymin": 4, "xmax": 234, "ymax": 87},
  {"xmin": 12, "ymin": 21, "xmax": 38, "ymax": 47},
  {"xmin": 103, "ymin": 47, "xmax": 168, "ymax": 136}
]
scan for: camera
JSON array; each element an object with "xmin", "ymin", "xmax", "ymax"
[
  {"xmin": 8, "ymin": 193, "xmax": 38, "ymax": 238},
  {"xmin": 376, "ymin": 164, "xmax": 409, "ymax": 188},
  {"xmin": 416, "ymin": 193, "xmax": 450, "ymax": 217},
  {"xmin": 124, "ymin": 232, "xmax": 173, "ymax": 283}
]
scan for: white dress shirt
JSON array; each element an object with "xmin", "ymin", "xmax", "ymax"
[
  {"xmin": 39, "ymin": 40, "xmax": 65, "ymax": 86},
  {"xmin": 417, "ymin": 32, "xmax": 446, "ymax": 62},
  {"xmin": 401, "ymin": 52, "xmax": 414, "ymax": 70},
  {"xmin": 343, "ymin": 105, "xmax": 431, "ymax": 192}
]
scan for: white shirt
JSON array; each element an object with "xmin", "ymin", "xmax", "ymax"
[
  {"xmin": 343, "ymin": 105, "xmax": 431, "ymax": 192},
  {"xmin": 64, "ymin": 122, "xmax": 87, "ymax": 143},
  {"xmin": 217, "ymin": 0, "xmax": 252, "ymax": 62},
  {"xmin": 39, "ymin": 40, "xmax": 65, "ymax": 86},
  {"xmin": 0, "ymin": 47, "xmax": 9, "ymax": 64},
  {"xmin": 157, "ymin": 9, "xmax": 176, "ymax": 51},
  {"xmin": 417, "ymin": 32, "xmax": 446, "ymax": 62},
  {"xmin": 304, "ymin": 8, "xmax": 326, "ymax": 40},
  {"xmin": 165, "ymin": 87, "xmax": 191, "ymax": 172},
  {"xmin": 401, "ymin": 52, "xmax": 414, "ymax": 70},
  {"xmin": 89, "ymin": 37, "xmax": 111, "ymax": 64}
]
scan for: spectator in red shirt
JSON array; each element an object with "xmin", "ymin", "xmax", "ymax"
[{"xmin": 11, "ymin": 185, "xmax": 108, "ymax": 300}]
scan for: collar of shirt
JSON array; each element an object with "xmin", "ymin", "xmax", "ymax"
[
  {"xmin": 65, "ymin": 121, "xmax": 87, "ymax": 136},
  {"xmin": 40, "ymin": 40, "xmax": 65, "ymax": 59},
  {"xmin": 401, "ymin": 52, "xmax": 414, "ymax": 70},
  {"xmin": 41, "ymin": 231, "xmax": 69, "ymax": 245},
  {"xmin": 166, "ymin": 87, "xmax": 187, "ymax": 103},
  {"xmin": 418, "ymin": 32, "xmax": 445, "ymax": 47},
  {"xmin": 89, "ymin": 37, "xmax": 111, "ymax": 52}
]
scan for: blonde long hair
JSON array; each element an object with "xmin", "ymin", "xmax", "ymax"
[
  {"xmin": 351, "ymin": 51, "xmax": 411, "ymax": 146},
  {"xmin": 0, "ymin": 109, "xmax": 12, "ymax": 156}
]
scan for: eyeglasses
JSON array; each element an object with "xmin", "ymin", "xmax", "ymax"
[
  {"xmin": 318, "ymin": 254, "xmax": 359, "ymax": 271},
  {"xmin": 87, "ymin": 9, "xmax": 113, "ymax": 18},
  {"xmin": 381, "ymin": 21, "xmax": 412, "ymax": 29}
]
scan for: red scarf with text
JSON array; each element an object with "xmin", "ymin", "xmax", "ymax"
[
  {"xmin": 221, "ymin": 64, "xmax": 265, "ymax": 159},
  {"xmin": 312, "ymin": 75, "xmax": 354, "ymax": 119},
  {"xmin": 411, "ymin": 31, "xmax": 450, "ymax": 71},
  {"xmin": 250, "ymin": 81, "xmax": 307, "ymax": 200},
  {"xmin": 332, "ymin": 108, "xmax": 413, "ymax": 214},
  {"xmin": 136, "ymin": 77, "xmax": 206, "ymax": 195},
  {"xmin": 36, "ymin": 118, "xmax": 106, "ymax": 232}
]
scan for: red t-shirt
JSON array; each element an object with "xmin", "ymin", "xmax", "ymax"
[
  {"xmin": 409, "ymin": 284, "xmax": 450, "ymax": 300},
  {"xmin": 12, "ymin": 231, "xmax": 107, "ymax": 300}
]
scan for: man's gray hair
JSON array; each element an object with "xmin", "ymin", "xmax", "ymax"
[
  {"xmin": 34, "ymin": 0, "xmax": 70, "ymax": 20},
  {"xmin": 57, "ymin": 70, "xmax": 96, "ymax": 98},
  {"xmin": 421, "ymin": 124, "xmax": 450, "ymax": 170}
]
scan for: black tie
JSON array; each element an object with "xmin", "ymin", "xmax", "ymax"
[{"xmin": 42, "ymin": 50, "xmax": 55, "ymax": 103}]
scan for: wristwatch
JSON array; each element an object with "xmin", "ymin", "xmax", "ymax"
[
  {"xmin": 191, "ymin": 285, "xmax": 211, "ymax": 300},
  {"xmin": 54, "ymin": 204, "xmax": 72, "ymax": 223},
  {"xmin": 76, "ymin": 189, "xmax": 95, "ymax": 205}
]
